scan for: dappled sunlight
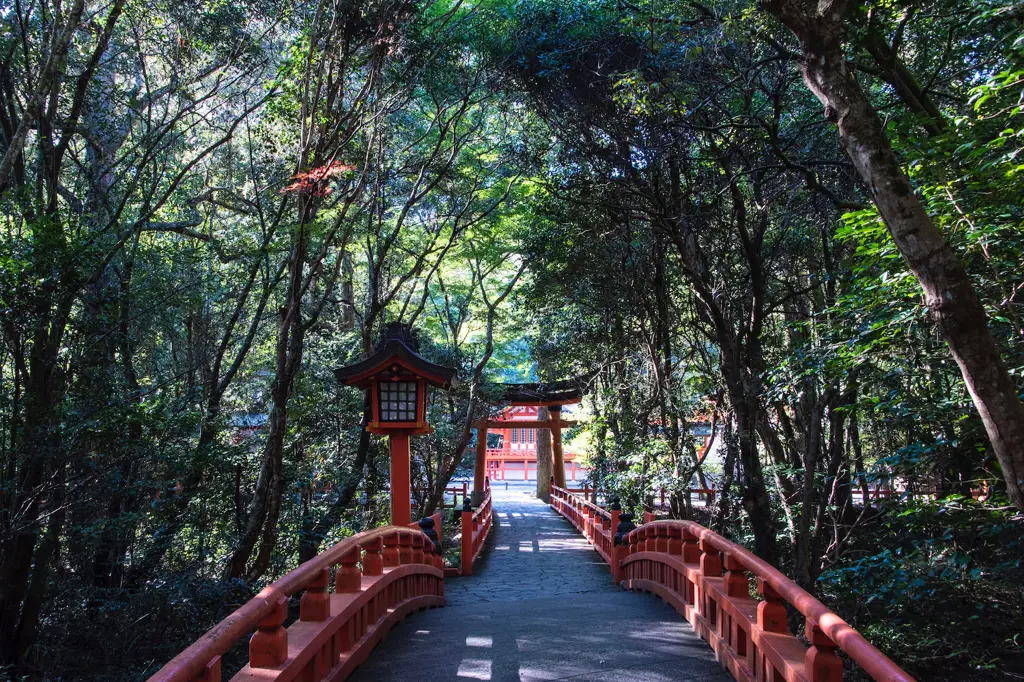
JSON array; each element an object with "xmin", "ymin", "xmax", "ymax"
[{"xmin": 457, "ymin": 658, "xmax": 493, "ymax": 679}]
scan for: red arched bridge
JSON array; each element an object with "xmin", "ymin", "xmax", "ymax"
[{"xmin": 148, "ymin": 482, "xmax": 914, "ymax": 682}]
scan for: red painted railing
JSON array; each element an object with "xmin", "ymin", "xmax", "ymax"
[
  {"xmin": 551, "ymin": 485, "xmax": 616, "ymax": 564},
  {"xmin": 550, "ymin": 488, "xmax": 916, "ymax": 682},
  {"xmin": 460, "ymin": 484, "xmax": 493, "ymax": 576},
  {"xmin": 147, "ymin": 526, "xmax": 444, "ymax": 682}
]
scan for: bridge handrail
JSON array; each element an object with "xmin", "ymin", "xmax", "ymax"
[
  {"xmin": 147, "ymin": 524, "xmax": 442, "ymax": 682},
  {"xmin": 625, "ymin": 521, "xmax": 915, "ymax": 682},
  {"xmin": 550, "ymin": 487, "xmax": 915, "ymax": 682},
  {"xmin": 460, "ymin": 485, "xmax": 493, "ymax": 575},
  {"xmin": 550, "ymin": 485, "xmax": 616, "ymax": 564},
  {"xmin": 552, "ymin": 484, "xmax": 609, "ymax": 520}
]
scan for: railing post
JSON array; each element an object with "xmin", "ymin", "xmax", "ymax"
[
  {"xmin": 609, "ymin": 498, "xmax": 621, "ymax": 566},
  {"xmin": 682, "ymin": 527, "xmax": 700, "ymax": 563},
  {"xmin": 654, "ymin": 524, "xmax": 669, "ymax": 553},
  {"xmin": 399, "ymin": 532, "xmax": 413, "ymax": 565},
  {"xmin": 461, "ymin": 498, "xmax": 474, "ymax": 576},
  {"xmin": 418, "ymin": 516, "xmax": 441, "ymax": 554},
  {"xmin": 363, "ymin": 536, "xmax": 384, "ymax": 576},
  {"xmin": 699, "ymin": 538, "xmax": 722, "ymax": 577},
  {"xmin": 723, "ymin": 553, "xmax": 748, "ymax": 598},
  {"xmin": 668, "ymin": 526, "xmax": 683, "ymax": 557},
  {"xmin": 337, "ymin": 547, "xmax": 362, "ymax": 592},
  {"xmin": 757, "ymin": 578, "xmax": 789, "ymax": 634},
  {"xmin": 427, "ymin": 532, "xmax": 440, "ymax": 564},
  {"xmin": 609, "ymin": 498, "xmax": 621, "ymax": 541},
  {"xmin": 806, "ymin": 621, "xmax": 844, "ymax": 681},
  {"xmin": 411, "ymin": 533, "xmax": 425, "ymax": 564},
  {"xmin": 383, "ymin": 532, "xmax": 400, "ymax": 568},
  {"xmin": 300, "ymin": 566, "xmax": 331, "ymax": 621},
  {"xmin": 612, "ymin": 512, "xmax": 635, "ymax": 586},
  {"xmin": 697, "ymin": 538, "xmax": 722, "ymax": 627},
  {"xmin": 250, "ymin": 594, "xmax": 288, "ymax": 668},
  {"xmin": 473, "ymin": 510, "xmax": 480, "ymax": 556}
]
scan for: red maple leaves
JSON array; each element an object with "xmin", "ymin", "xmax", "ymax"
[{"xmin": 281, "ymin": 160, "xmax": 355, "ymax": 196}]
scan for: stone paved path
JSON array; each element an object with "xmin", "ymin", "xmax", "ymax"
[{"xmin": 349, "ymin": 483, "xmax": 732, "ymax": 682}]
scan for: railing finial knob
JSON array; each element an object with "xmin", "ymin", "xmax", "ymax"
[
  {"xmin": 418, "ymin": 515, "xmax": 441, "ymax": 552},
  {"xmin": 614, "ymin": 512, "xmax": 635, "ymax": 545}
]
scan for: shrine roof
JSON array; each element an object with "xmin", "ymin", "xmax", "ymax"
[{"xmin": 334, "ymin": 323, "xmax": 456, "ymax": 389}]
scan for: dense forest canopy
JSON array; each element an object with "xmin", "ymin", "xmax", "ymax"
[{"xmin": 0, "ymin": 0, "xmax": 1022, "ymax": 678}]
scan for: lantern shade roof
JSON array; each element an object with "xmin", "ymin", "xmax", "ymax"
[
  {"xmin": 490, "ymin": 378, "xmax": 584, "ymax": 406},
  {"xmin": 334, "ymin": 325, "xmax": 456, "ymax": 390}
]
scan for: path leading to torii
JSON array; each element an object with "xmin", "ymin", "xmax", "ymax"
[{"xmin": 350, "ymin": 483, "xmax": 731, "ymax": 682}]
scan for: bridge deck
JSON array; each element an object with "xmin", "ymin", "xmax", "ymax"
[{"xmin": 350, "ymin": 483, "xmax": 731, "ymax": 682}]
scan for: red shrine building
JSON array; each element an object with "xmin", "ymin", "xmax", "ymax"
[{"xmin": 484, "ymin": 406, "xmax": 585, "ymax": 482}]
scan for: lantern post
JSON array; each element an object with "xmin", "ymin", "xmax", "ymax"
[{"xmin": 334, "ymin": 323, "xmax": 456, "ymax": 526}]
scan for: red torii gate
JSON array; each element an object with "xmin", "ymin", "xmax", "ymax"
[{"xmin": 471, "ymin": 380, "xmax": 583, "ymax": 504}]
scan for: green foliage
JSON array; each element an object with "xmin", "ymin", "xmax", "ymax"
[
  {"xmin": 2, "ymin": 0, "xmax": 1023, "ymax": 678},
  {"xmin": 819, "ymin": 501, "xmax": 1024, "ymax": 678}
]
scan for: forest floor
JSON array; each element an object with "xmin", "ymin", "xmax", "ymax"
[{"xmin": 349, "ymin": 483, "xmax": 731, "ymax": 681}]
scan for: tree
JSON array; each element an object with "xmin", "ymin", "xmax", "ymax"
[{"xmin": 760, "ymin": 0, "xmax": 1024, "ymax": 510}]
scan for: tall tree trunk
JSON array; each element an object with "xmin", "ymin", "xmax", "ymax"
[
  {"xmin": 718, "ymin": 336, "xmax": 777, "ymax": 561},
  {"xmin": 14, "ymin": 464, "xmax": 65, "ymax": 665},
  {"xmin": 0, "ymin": 293, "xmax": 69, "ymax": 666},
  {"xmin": 795, "ymin": 389, "xmax": 829, "ymax": 588},
  {"xmin": 227, "ymin": 217, "xmax": 307, "ymax": 580},
  {"xmin": 762, "ymin": 0, "xmax": 1024, "ymax": 510},
  {"xmin": 714, "ymin": 412, "xmax": 738, "ymax": 533},
  {"xmin": 825, "ymin": 399, "xmax": 853, "ymax": 525},
  {"xmin": 848, "ymin": 407, "xmax": 871, "ymax": 506},
  {"xmin": 535, "ymin": 407, "xmax": 553, "ymax": 502}
]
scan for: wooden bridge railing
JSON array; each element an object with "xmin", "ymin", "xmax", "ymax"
[
  {"xmin": 460, "ymin": 481, "xmax": 493, "ymax": 576},
  {"xmin": 550, "ymin": 486, "xmax": 916, "ymax": 682},
  {"xmin": 147, "ymin": 525, "xmax": 444, "ymax": 682},
  {"xmin": 551, "ymin": 485, "xmax": 616, "ymax": 564}
]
